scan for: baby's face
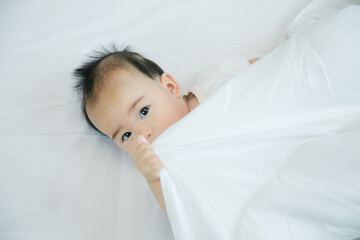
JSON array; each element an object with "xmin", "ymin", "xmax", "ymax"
[{"xmin": 86, "ymin": 66, "xmax": 189, "ymax": 157}]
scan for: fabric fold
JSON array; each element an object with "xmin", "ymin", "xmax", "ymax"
[{"xmin": 154, "ymin": 4, "xmax": 360, "ymax": 240}]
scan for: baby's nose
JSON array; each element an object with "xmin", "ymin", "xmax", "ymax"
[
  {"xmin": 146, "ymin": 132, "xmax": 153, "ymax": 142},
  {"xmin": 141, "ymin": 129, "xmax": 153, "ymax": 143}
]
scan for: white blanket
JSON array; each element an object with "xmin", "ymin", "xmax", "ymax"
[{"xmin": 153, "ymin": 5, "xmax": 360, "ymax": 240}]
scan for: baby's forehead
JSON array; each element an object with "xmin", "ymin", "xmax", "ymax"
[
  {"xmin": 97, "ymin": 55, "xmax": 136, "ymax": 79},
  {"xmin": 101, "ymin": 69, "xmax": 159, "ymax": 97},
  {"xmin": 96, "ymin": 60, "xmax": 159, "ymax": 96},
  {"xmin": 106, "ymin": 68, "xmax": 149, "ymax": 90}
]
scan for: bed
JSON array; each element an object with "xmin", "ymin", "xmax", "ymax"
[{"xmin": 1, "ymin": 0, "xmax": 359, "ymax": 239}]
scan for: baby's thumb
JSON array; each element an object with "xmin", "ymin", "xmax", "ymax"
[{"xmin": 137, "ymin": 135, "xmax": 148, "ymax": 145}]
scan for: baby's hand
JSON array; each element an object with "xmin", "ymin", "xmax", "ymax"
[{"xmin": 134, "ymin": 135, "xmax": 163, "ymax": 182}]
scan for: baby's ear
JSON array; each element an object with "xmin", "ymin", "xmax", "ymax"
[{"xmin": 159, "ymin": 73, "xmax": 181, "ymax": 97}]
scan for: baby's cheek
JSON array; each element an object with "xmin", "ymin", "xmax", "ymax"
[
  {"xmin": 163, "ymin": 111, "xmax": 183, "ymax": 130},
  {"xmin": 128, "ymin": 142, "xmax": 138, "ymax": 158},
  {"xmin": 153, "ymin": 104, "xmax": 184, "ymax": 138}
]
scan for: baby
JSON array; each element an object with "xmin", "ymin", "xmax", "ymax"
[{"xmin": 73, "ymin": 45, "xmax": 258, "ymax": 215}]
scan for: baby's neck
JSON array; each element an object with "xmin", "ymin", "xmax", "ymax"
[{"xmin": 183, "ymin": 92, "xmax": 199, "ymax": 113}]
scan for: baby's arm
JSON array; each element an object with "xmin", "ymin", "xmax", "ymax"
[
  {"xmin": 135, "ymin": 135, "xmax": 167, "ymax": 215},
  {"xmin": 147, "ymin": 180, "xmax": 166, "ymax": 214}
]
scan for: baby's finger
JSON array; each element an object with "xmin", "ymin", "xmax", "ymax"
[
  {"xmin": 136, "ymin": 149, "xmax": 155, "ymax": 164},
  {"xmin": 134, "ymin": 142, "xmax": 153, "ymax": 158},
  {"xmin": 137, "ymin": 135, "xmax": 148, "ymax": 145},
  {"xmin": 143, "ymin": 155, "xmax": 163, "ymax": 181}
]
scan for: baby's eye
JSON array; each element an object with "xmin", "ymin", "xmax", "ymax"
[
  {"xmin": 122, "ymin": 132, "xmax": 132, "ymax": 142},
  {"xmin": 139, "ymin": 106, "xmax": 149, "ymax": 119}
]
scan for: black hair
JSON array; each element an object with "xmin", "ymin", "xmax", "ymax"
[{"xmin": 73, "ymin": 44, "xmax": 164, "ymax": 136}]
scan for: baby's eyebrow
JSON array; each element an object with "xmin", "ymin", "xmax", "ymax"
[
  {"xmin": 112, "ymin": 95, "xmax": 144, "ymax": 140},
  {"xmin": 127, "ymin": 95, "xmax": 144, "ymax": 115}
]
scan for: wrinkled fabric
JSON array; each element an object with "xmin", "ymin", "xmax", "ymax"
[
  {"xmin": 186, "ymin": 56, "xmax": 251, "ymax": 104},
  {"xmin": 153, "ymin": 5, "xmax": 360, "ymax": 240}
]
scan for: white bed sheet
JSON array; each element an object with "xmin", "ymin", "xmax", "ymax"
[
  {"xmin": 156, "ymin": 4, "xmax": 360, "ymax": 239},
  {"xmin": 0, "ymin": 0, "xmax": 316, "ymax": 239}
]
